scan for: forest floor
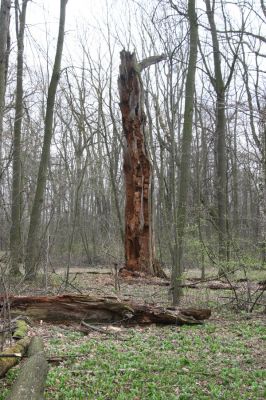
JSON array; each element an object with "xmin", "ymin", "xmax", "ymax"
[{"xmin": 0, "ymin": 267, "xmax": 265, "ymax": 399}]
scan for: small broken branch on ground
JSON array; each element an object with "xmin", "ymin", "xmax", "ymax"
[
  {"xmin": 122, "ymin": 276, "xmax": 240, "ymax": 290},
  {"xmin": 81, "ymin": 321, "xmax": 113, "ymax": 334},
  {"xmin": 0, "ymin": 294, "xmax": 211, "ymax": 325},
  {"xmin": 0, "ymin": 353, "xmax": 23, "ymax": 358},
  {"xmin": 80, "ymin": 321, "xmax": 124, "ymax": 338}
]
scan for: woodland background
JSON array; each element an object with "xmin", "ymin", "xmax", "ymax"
[{"xmin": 0, "ymin": 0, "xmax": 266, "ymax": 279}]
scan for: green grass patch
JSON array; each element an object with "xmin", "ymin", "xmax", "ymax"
[
  {"xmin": 0, "ymin": 319, "xmax": 265, "ymax": 399},
  {"xmin": 42, "ymin": 320, "xmax": 266, "ymax": 399}
]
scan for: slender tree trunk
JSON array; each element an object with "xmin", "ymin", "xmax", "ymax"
[
  {"xmin": 118, "ymin": 50, "xmax": 165, "ymax": 276},
  {"xmin": 25, "ymin": 0, "xmax": 68, "ymax": 278},
  {"xmin": 0, "ymin": 0, "xmax": 10, "ymax": 260},
  {"xmin": 0, "ymin": 0, "xmax": 11, "ymax": 174},
  {"xmin": 195, "ymin": 105, "xmax": 207, "ymax": 280},
  {"xmin": 232, "ymin": 108, "xmax": 239, "ymax": 238},
  {"xmin": 171, "ymin": 0, "xmax": 198, "ymax": 305},
  {"xmin": 99, "ymin": 92, "xmax": 124, "ymax": 244},
  {"xmin": 259, "ymin": 110, "xmax": 266, "ymax": 266},
  {"xmin": 10, "ymin": 0, "xmax": 28, "ymax": 274},
  {"xmin": 216, "ymin": 92, "xmax": 227, "ymax": 263},
  {"xmin": 205, "ymin": 0, "xmax": 229, "ymax": 272}
]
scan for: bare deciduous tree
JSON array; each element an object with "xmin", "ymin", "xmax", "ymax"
[
  {"xmin": 25, "ymin": 0, "xmax": 68, "ymax": 278},
  {"xmin": 10, "ymin": 0, "xmax": 28, "ymax": 274}
]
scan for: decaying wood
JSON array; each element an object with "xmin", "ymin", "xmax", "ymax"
[
  {"xmin": 0, "ymin": 337, "xmax": 30, "ymax": 377},
  {"xmin": 118, "ymin": 50, "xmax": 166, "ymax": 278},
  {"xmin": 1, "ymin": 294, "xmax": 211, "ymax": 325},
  {"xmin": 7, "ymin": 337, "xmax": 48, "ymax": 400}
]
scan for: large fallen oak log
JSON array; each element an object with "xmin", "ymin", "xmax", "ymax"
[{"xmin": 0, "ymin": 295, "xmax": 211, "ymax": 325}]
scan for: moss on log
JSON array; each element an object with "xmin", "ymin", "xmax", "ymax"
[
  {"xmin": 0, "ymin": 337, "xmax": 30, "ymax": 377},
  {"xmin": 13, "ymin": 319, "xmax": 28, "ymax": 339}
]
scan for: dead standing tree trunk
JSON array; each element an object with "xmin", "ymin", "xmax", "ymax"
[{"xmin": 118, "ymin": 51, "xmax": 165, "ymax": 277}]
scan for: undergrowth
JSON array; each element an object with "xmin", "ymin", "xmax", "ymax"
[
  {"xmin": 0, "ymin": 267, "xmax": 265, "ymax": 399},
  {"xmin": 1, "ymin": 317, "xmax": 265, "ymax": 399}
]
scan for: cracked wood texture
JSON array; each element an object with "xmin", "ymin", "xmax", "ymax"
[
  {"xmin": 0, "ymin": 295, "xmax": 211, "ymax": 325},
  {"xmin": 118, "ymin": 50, "xmax": 154, "ymax": 275}
]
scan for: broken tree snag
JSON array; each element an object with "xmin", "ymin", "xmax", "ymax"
[
  {"xmin": 7, "ymin": 337, "xmax": 48, "ymax": 400},
  {"xmin": 118, "ymin": 50, "xmax": 166, "ymax": 277},
  {"xmin": 0, "ymin": 337, "xmax": 30, "ymax": 377},
  {"xmin": 2, "ymin": 294, "xmax": 211, "ymax": 325}
]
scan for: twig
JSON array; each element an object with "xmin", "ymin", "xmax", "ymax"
[
  {"xmin": 221, "ymin": 271, "xmax": 240, "ymax": 305},
  {"xmin": 80, "ymin": 321, "xmax": 127, "ymax": 340},
  {"xmin": 220, "ymin": 296, "xmax": 265, "ymax": 307},
  {"xmin": 250, "ymin": 286, "xmax": 266, "ymax": 312},
  {"xmin": 81, "ymin": 321, "xmax": 112, "ymax": 335},
  {"xmin": 54, "ymin": 271, "xmax": 83, "ymax": 295},
  {"xmin": 0, "ymin": 353, "xmax": 22, "ymax": 358}
]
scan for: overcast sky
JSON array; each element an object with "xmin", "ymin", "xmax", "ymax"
[
  {"xmin": 24, "ymin": 0, "xmax": 140, "ymax": 70},
  {"xmin": 12, "ymin": 0, "xmax": 265, "ymax": 86}
]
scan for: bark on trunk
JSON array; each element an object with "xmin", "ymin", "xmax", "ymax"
[
  {"xmin": 118, "ymin": 50, "xmax": 165, "ymax": 277},
  {"xmin": 205, "ymin": 0, "xmax": 230, "ymax": 270},
  {"xmin": 0, "ymin": 0, "xmax": 11, "ymax": 173},
  {"xmin": 10, "ymin": 0, "xmax": 28, "ymax": 274},
  {"xmin": 171, "ymin": 0, "xmax": 198, "ymax": 305},
  {"xmin": 1, "ymin": 294, "xmax": 211, "ymax": 325},
  {"xmin": 25, "ymin": 0, "xmax": 68, "ymax": 278}
]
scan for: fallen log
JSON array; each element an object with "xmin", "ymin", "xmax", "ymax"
[
  {"xmin": 28, "ymin": 336, "xmax": 44, "ymax": 357},
  {"xmin": 122, "ymin": 277, "xmax": 240, "ymax": 290},
  {"xmin": 0, "ymin": 294, "xmax": 211, "ymax": 325},
  {"xmin": 0, "ymin": 337, "xmax": 30, "ymax": 377},
  {"xmin": 178, "ymin": 282, "xmax": 240, "ymax": 290},
  {"xmin": 7, "ymin": 337, "xmax": 48, "ymax": 400}
]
